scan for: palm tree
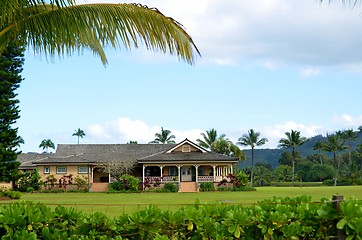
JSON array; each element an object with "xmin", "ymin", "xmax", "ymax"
[
  {"xmin": 149, "ymin": 127, "xmax": 176, "ymax": 144},
  {"xmin": 278, "ymin": 130, "xmax": 308, "ymax": 187},
  {"xmin": 322, "ymin": 134, "xmax": 347, "ymax": 172},
  {"xmin": 196, "ymin": 128, "xmax": 220, "ymax": 150},
  {"xmin": 211, "ymin": 135, "xmax": 246, "ymax": 161},
  {"xmin": 313, "ymin": 141, "xmax": 324, "ymax": 165},
  {"xmin": 342, "ymin": 129, "xmax": 358, "ymax": 166},
  {"xmin": 0, "ymin": 0, "xmax": 200, "ymax": 65},
  {"xmin": 72, "ymin": 128, "xmax": 85, "ymax": 144},
  {"xmin": 237, "ymin": 129, "xmax": 268, "ymax": 187},
  {"xmin": 39, "ymin": 139, "xmax": 55, "ymax": 153}
]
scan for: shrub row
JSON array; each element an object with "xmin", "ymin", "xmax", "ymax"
[
  {"xmin": 0, "ymin": 188, "xmax": 21, "ymax": 199},
  {"xmin": 0, "ymin": 195, "xmax": 361, "ymax": 239}
]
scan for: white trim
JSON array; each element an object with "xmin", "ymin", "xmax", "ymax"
[{"xmin": 166, "ymin": 139, "xmax": 208, "ymax": 153}]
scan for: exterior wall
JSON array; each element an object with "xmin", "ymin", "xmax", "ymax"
[
  {"xmin": 172, "ymin": 144, "xmax": 199, "ymax": 153},
  {"xmin": 90, "ymin": 183, "xmax": 109, "ymax": 192},
  {"xmin": 0, "ymin": 182, "xmax": 12, "ymax": 190},
  {"xmin": 39, "ymin": 165, "xmax": 90, "ymax": 182}
]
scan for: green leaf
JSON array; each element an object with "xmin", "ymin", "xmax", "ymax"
[{"xmin": 337, "ymin": 219, "xmax": 347, "ymax": 230}]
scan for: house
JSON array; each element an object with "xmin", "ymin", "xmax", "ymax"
[{"xmin": 18, "ymin": 139, "xmax": 239, "ymax": 192}]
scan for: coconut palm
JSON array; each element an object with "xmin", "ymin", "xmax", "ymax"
[
  {"xmin": 0, "ymin": 0, "xmax": 200, "ymax": 65},
  {"xmin": 149, "ymin": 127, "xmax": 176, "ymax": 144},
  {"xmin": 322, "ymin": 134, "xmax": 347, "ymax": 172},
  {"xmin": 196, "ymin": 128, "xmax": 220, "ymax": 150},
  {"xmin": 342, "ymin": 129, "xmax": 358, "ymax": 166},
  {"xmin": 313, "ymin": 141, "xmax": 324, "ymax": 165},
  {"xmin": 72, "ymin": 128, "xmax": 85, "ymax": 144},
  {"xmin": 237, "ymin": 129, "xmax": 268, "ymax": 187},
  {"xmin": 39, "ymin": 139, "xmax": 55, "ymax": 153},
  {"xmin": 278, "ymin": 130, "xmax": 308, "ymax": 187}
]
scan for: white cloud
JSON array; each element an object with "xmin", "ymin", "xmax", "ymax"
[
  {"xmin": 242, "ymin": 121, "xmax": 325, "ymax": 149},
  {"xmin": 332, "ymin": 114, "xmax": 362, "ymax": 128},
  {"xmin": 75, "ymin": 0, "xmax": 362, "ymax": 69},
  {"xmin": 86, "ymin": 117, "xmax": 203, "ymax": 144},
  {"xmin": 299, "ymin": 67, "xmax": 321, "ymax": 78}
]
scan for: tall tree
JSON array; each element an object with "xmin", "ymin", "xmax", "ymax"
[
  {"xmin": 0, "ymin": 0, "xmax": 200, "ymax": 65},
  {"xmin": 342, "ymin": 129, "xmax": 358, "ymax": 166},
  {"xmin": 322, "ymin": 134, "xmax": 347, "ymax": 172},
  {"xmin": 211, "ymin": 135, "xmax": 246, "ymax": 161},
  {"xmin": 237, "ymin": 129, "xmax": 268, "ymax": 187},
  {"xmin": 39, "ymin": 139, "xmax": 55, "ymax": 153},
  {"xmin": 0, "ymin": 42, "xmax": 24, "ymax": 183},
  {"xmin": 72, "ymin": 128, "xmax": 85, "ymax": 144},
  {"xmin": 313, "ymin": 141, "xmax": 324, "ymax": 165},
  {"xmin": 196, "ymin": 128, "xmax": 220, "ymax": 150},
  {"xmin": 149, "ymin": 127, "xmax": 176, "ymax": 144},
  {"xmin": 278, "ymin": 130, "xmax": 308, "ymax": 187}
]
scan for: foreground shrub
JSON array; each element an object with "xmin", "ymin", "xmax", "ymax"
[{"xmin": 0, "ymin": 195, "xmax": 358, "ymax": 239}]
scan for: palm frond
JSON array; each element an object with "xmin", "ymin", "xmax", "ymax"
[{"xmin": 0, "ymin": 2, "xmax": 200, "ymax": 65}]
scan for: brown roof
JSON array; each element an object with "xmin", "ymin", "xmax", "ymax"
[
  {"xmin": 18, "ymin": 141, "xmax": 239, "ymax": 168},
  {"xmin": 17, "ymin": 153, "xmax": 52, "ymax": 169},
  {"xmin": 138, "ymin": 151, "xmax": 239, "ymax": 163}
]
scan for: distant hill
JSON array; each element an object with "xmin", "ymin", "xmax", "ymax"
[{"xmin": 239, "ymin": 131, "xmax": 362, "ymax": 169}]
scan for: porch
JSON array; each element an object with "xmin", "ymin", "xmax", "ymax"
[{"xmin": 142, "ymin": 164, "xmax": 233, "ymax": 192}]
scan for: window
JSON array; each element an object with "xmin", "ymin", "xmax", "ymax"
[
  {"xmin": 44, "ymin": 167, "xmax": 50, "ymax": 174},
  {"xmin": 182, "ymin": 145, "xmax": 190, "ymax": 152},
  {"xmin": 56, "ymin": 166, "xmax": 67, "ymax": 174},
  {"xmin": 78, "ymin": 166, "xmax": 88, "ymax": 174},
  {"xmin": 169, "ymin": 166, "xmax": 178, "ymax": 176}
]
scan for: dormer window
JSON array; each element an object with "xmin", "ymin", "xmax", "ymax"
[{"xmin": 182, "ymin": 145, "xmax": 190, "ymax": 152}]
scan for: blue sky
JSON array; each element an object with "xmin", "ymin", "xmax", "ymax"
[{"xmin": 17, "ymin": 0, "xmax": 362, "ymax": 153}]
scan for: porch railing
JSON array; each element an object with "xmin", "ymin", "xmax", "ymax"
[{"xmin": 197, "ymin": 176, "xmax": 214, "ymax": 182}]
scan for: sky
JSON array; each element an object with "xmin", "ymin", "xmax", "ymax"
[{"xmin": 16, "ymin": 0, "xmax": 362, "ymax": 153}]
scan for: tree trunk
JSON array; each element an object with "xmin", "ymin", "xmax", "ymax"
[{"xmin": 250, "ymin": 148, "xmax": 254, "ymax": 187}]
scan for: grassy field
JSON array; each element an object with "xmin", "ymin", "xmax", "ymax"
[{"xmin": 4, "ymin": 186, "xmax": 362, "ymax": 217}]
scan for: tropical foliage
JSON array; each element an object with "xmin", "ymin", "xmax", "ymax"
[
  {"xmin": 39, "ymin": 139, "xmax": 55, "ymax": 153},
  {"xmin": 0, "ymin": 0, "xmax": 200, "ymax": 65},
  {"xmin": 72, "ymin": 128, "xmax": 85, "ymax": 144},
  {"xmin": 278, "ymin": 130, "xmax": 308, "ymax": 186},
  {"xmin": 237, "ymin": 129, "xmax": 268, "ymax": 187},
  {"xmin": 196, "ymin": 128, "xmax": 219, "ymax": 149},
  {"xmin": 2, "ymin": 195, "xmax": 361, "ymax": 239},
  {"xmin": 211, "ymin": 135, "xmax": 245, "ymax": 161},
  {"xmin": 149, "ymin": 127, "xmax": 176, "ymax": 144}
]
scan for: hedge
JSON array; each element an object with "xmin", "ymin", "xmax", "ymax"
[{"xmin": 0, "ymin": 195, "xmax": 360, "ymax": 239}]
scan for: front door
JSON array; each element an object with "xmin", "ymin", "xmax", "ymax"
[
  {"xmin": 181, "ymin": 166, "xmax": 196, "ymax": 182},
  {"xmin": 181, "ymin": 166, "xmax": 192, "ymax": 182}
]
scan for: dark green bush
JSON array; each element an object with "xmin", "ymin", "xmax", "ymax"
[
  {"xmin": 108, "ymin": 175, "xmax": 140, "ymax": 192},
  {"xmin": 199, "ymin": 182, "xmax": 215, "ymax": 192},
  {"xmin": 162, "ymin": 183, "xmax": 178, "ymax": 192}
]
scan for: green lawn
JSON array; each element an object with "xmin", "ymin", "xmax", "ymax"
[{"xmin": 6, "ymin": 186, "xmax": 362, "ymax": 217}]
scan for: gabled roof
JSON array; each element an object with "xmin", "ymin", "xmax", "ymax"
[
  {"xmin": 138, "ymin": 139, "xmax": 239, "ymax": 164},
  {"xmin": 165, "ymin": 138, "xmax": 208, "ymax": 153}
]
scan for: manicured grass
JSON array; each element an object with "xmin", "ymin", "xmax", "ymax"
[{"xmin": 7, "ymin": 186, "xmax": 362, "ymax": 217}]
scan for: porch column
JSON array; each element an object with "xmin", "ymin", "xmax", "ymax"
[
  {"xmin": 160, "ymin": 165, "xmax": 163, "ymax": 182},
  {"xmin": 194, "ymin": 165, "xmax": 199, "ymax": 183},
  {"xmin": 212, "ymin": 165, "xmax": 216, "ymax": 182},
  {"xmin": 142, "ymin": 165, "xmax": 146, "ymax": 190},
  {"xmin": 230, "ymin": 164, "xmax": 233, "ymax": 174},
  {"xmin": 177, "ymin": 165, "xmax": 181, "ymax": 183},
  {"xmin": 108, "ymin": 164, "xmax": 111, "ymax": 183}
]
